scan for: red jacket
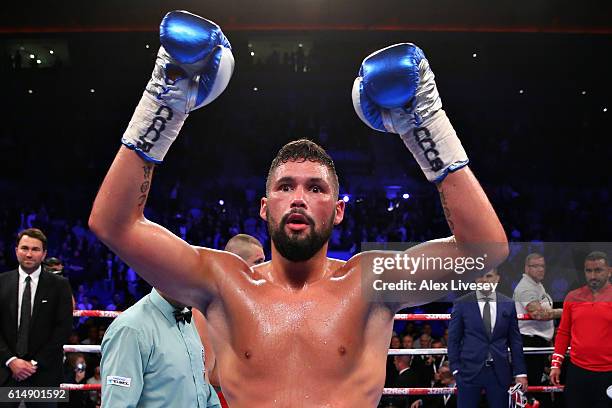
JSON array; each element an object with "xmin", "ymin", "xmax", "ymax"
[{"xmin": 553, "ymin": 283, "xmax": 612, "ymax": 371}]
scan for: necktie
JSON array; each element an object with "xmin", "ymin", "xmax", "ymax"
[
  {"xmin": 483, "ymin": 297, "xmax": 493, "ymax": 361},
  {"xmin": 174, "ymin": 307, "xmax": 192, "ymax": 324},
  {"xmin": 482, "ymin": 297, "xmax": 492, "ymax": 336},
  {"xmin": 16, "ymin": 276, "xmax": 32, "ymax": 357}
]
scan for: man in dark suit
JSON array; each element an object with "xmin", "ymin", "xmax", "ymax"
[
  {"xmin": 0, "ymin": 228, "xmax": 73, "ymax": 407},
  {"xmin": 410, "ymin": 363, "xmax": 457, "ymax": 408},
  {"xmin": 382, "ymin": 355, "xmax": 430, "ymax": 408},
  {"xmin": 448, "ymin": 269, "xmax": 527, "ymax": 408}
]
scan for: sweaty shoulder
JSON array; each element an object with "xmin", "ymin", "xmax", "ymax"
[
  {"xmin": 328, "ymin": 257, "xmax": 349, "ymax": 278},
  {"xmin": 196, "ymin": 246, "xmax": 262, "ymax": 282},
  {"xmin": 340, "ymin": 250, "xmax": 390, "ymax": 278},
  {"xmin": 332, "ymin": 252, "xmax": 383, "ymax": 279}
]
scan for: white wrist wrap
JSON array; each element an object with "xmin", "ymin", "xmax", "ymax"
[
  {"xmin": 384, "ymin": 108, "xmax": 468, "ymax": 183},
  {"xmin": 121, "ymin": 91, "xmax": 188, "ymax": 164}
]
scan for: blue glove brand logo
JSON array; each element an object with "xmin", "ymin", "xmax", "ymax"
[
  {"xmin": 137, "ymin": 105, "xmax": 173, "ymax": 153},
  {"xmin": 413, "ymin": 126, "xmax": 444, "ymax": 172}
]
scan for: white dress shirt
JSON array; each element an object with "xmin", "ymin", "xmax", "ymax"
[
  {"xmin": 476, "ymin": 290, "xmax": 496, "ymax": 332},
  {"xmin": 5, "ymin": 266, "xmax": 42, "ymax": 367},
  {"xmin": 18, "ymin": 266, "xmax": 41, "ymax": 328}
]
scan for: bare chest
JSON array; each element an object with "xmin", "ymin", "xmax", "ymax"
[{"xmin": 222, "ymin": 281, "xmax": 370, "ymax": 374}]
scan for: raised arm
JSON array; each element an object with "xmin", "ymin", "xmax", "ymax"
[
  {"xmin": 353, "ymin": 43, "xmax": 508, "ymax": 309},
  {"xmin": 89, "ymin": 11, "xmax": 234, "ymax": 308}
]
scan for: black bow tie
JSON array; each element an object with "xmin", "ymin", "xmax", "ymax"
[{"xmin": 173, "ymin": 307, "xmax": 192, "ymax": 324}]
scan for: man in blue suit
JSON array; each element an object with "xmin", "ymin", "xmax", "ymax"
[{"xmin": 448, "ymin": 268, "xmax": 527, "ymax": 408}]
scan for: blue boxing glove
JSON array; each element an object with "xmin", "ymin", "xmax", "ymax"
[
  {"xmin": 352, "ymin": 43, "xmax": 468, "ymax": 183},
  {"xmin": 122, "ymin": 10, "xmax": 234, "ymax": 163}
]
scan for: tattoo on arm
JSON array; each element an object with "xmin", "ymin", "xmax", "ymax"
[
  {"xmin": 438, "ymin": 185, "xmax": 455, "ymax": 233},
  {"xmin": 138, "ymin": 164, "xmax": 154, "ymax": 207}
]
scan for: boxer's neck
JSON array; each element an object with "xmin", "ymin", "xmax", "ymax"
[{"xmin": 270, "ymin": 243, "xmax": 330, "ymax": 289}]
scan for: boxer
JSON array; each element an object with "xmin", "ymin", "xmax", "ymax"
[{"xmin": 90, "ymin": 11, "xmax": 508, "ymax": 407}]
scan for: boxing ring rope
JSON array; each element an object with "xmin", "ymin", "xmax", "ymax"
[
  {"xmin": 388, "ymin": 347, "xmax": 556, "ymax": 355},
  {"xmin": 64, "ymin": 345, "xmax": 102, "ymax": 353},
  {"xmin": 63, "ymin": 344, "xmax": 559, "ymax": 355},
  {"xmin": 73, "ymin": 310, "xmax": 121, "ymax": 318},
  {"xmin": 74, "ymin": 310, "xmax": 533, "ymax": 320},
  {"xmin": 61, "ymin": 383, "xmax": 102, "ymax": 391},
  {"xmin": 394, "ymin": 313, "xmax": 532, "ymax": 320},
  {"xmin": 381, "ymin": 386, "xmax": 564, "ymax": 395},
  {"xmin": 65, "ymin": 310, "xmax": 562, "ymax": 395},
  {"xmin": 58, "ymin": 383, "xmax": 565, "ymax": 393}
]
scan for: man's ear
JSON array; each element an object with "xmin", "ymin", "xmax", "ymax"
[
  {"xmin": 260, "ymin": 197, "xmax": 268, "ymax": 221},
  {"xmin": 333, "ymin": 199, "xmax": 345, "ymax": 226}
]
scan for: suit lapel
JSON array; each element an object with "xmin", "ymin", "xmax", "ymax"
[
  {"xmin": 469, "ymin": 293, "xmax": 491, "ymax": 339},
  {"xmin": 8, "ymin": 270, "xmax": 19, "ymax": 330},
  {"xmin": 491, "ymin": 298, "xmax": 504, "ymax": 339}
]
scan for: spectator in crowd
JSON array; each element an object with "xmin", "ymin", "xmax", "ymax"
[
  {"xmin": 81, "ymin": 326, "xmax": 100, "ymax": 345},
  {"xmin": 0, "ymin": 228, "xmax": 73, "ymax": 407},
  {"xmin": 391, "ymin": 335, "xmax": 401, "ymax": 349},
  {"xmin": 64, "ymin": 353, "xmax": 91, "ymax": 408},
  {"xmin": 383, "ymin": 355, "xmax": 431, "ymax": 408},
  {"xmin": 75, "ymin": 284, "xmax": 89, "ymax": 306},
  {"xmin": 415, "ymin": 333, "xmax": 435, "ymax": 385},
  {"xmin": 43, "ymin": 257, "xmax": 77, "ymax": 308},
  {"xmin": 402, "ymin": 334, "xmax": 414, "ymax": 349},
  {"xmin": 448, "ymin": 268, "xmax": 527, "ymax": 408},
  {"xmin": 76, "ymin": 296, "xmax": 92, "ymax": 312},
  {"xmin": 67, "ymin": 331, "xmax": 81, "ymax": 345},
  {"xmin": 387, "ymin": 335, "xmax": 403, "ymax": 388},
  {"xmin": 86, "ymin": 365, "xmax": 101, "ymax": 408},
  {"xmin": 440, "ymin": 328, "xmax": 449, "ymax": 347},
  {"xmin": 414, "ymin": 332, "xmax": 432, "ymax": 349},
  {"xmin": 513, "ymin": 252, "xmax": 562, "ymax": 407},
  {"xmin": 550, "ymin": 251, "xmax": 612, "ymax": 408},
  {"xmin": 410, "ymin": 363, "xmax": 457, "ymax": 408},
  {"xmin": 420, "ymin": 340, "xmax": 447, "ymax": 387},
  {"xmin": 414, "ymin": 323, "xmax": 432, "ymax": 348},
  {"xmin": 105, "ymin": 292, "xmax": 126, "ymax": 311},
  {"xmin": 44, "ymin": 257, "xmax": 65, "ymax": 276}
]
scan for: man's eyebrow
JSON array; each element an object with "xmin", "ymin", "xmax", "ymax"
[
  {"xmin": 274, "ymin": 176, "xmax": 295, "ymax": 185},
  {"xmin": 307, "ymin": 177, "xmax": 328, "ymax": 185},
  {"xmin": 274, "ymin": 176, "xmax": 329, "ymax": 185}
]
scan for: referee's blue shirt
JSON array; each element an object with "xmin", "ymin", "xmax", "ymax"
[{"xmin": 101, "ymin": 288, "xmax": 220, "ymax": 407}]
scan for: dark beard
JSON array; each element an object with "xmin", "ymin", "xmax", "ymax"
[{"xmin": 268, "ymin": 209, "xmax": 334, "ymax": 262}]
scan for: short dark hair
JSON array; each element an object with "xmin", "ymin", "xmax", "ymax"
[
  {"xmin": 44, "ymin": 257, "xmax": 63, "ymax": 266},
  {"xmin": 525, "ymin": 252, "xmax": 544, "ymax": 266},
  {"xmin": 16, "ymin": 228, "xmax": 47, "ymax": 251},
  {"xmin": 225, "ymin": 234, "xmax": 264, "ymax": 263},
  {"xmin": 266, "ymin": 139, "xmax": 339, "ymax": 198},
  {"xmin": 585, "ymin": 251, "xmax": 608, "ymax": 266},
  {"xmin": 225, "ymin": 234, "xmax": 263, "ymax": 250}
]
